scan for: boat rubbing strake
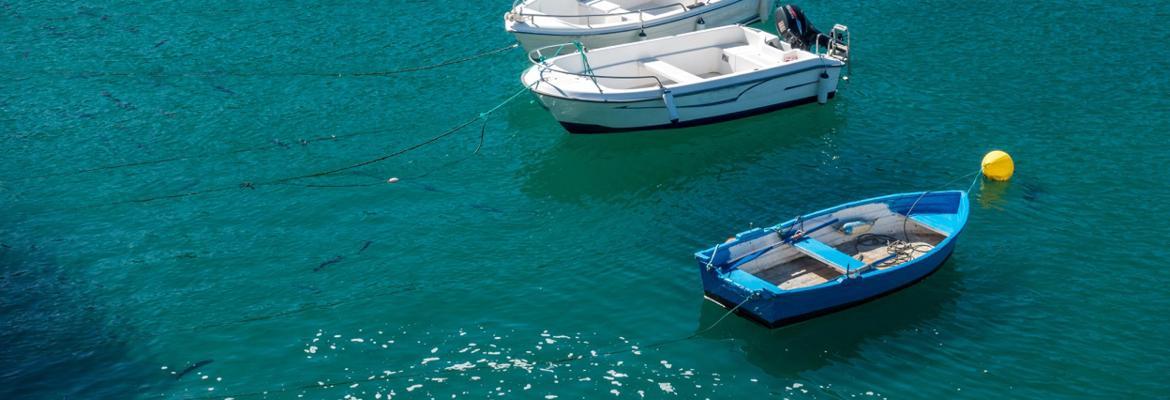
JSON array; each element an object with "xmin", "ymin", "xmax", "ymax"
[
  {"xmin": 694, "ymin": 191, "xmax": 969, "ymax": 328},
  {"xmin": 504, "ymin": 0, "xmax": 769, "ymax": 53}
]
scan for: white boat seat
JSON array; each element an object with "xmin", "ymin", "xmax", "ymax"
[
  {"xmin": 587, "ymin": 0, "xmax": 630, "ymax": 14},
  {"xmin": 723, "ymin": 45, "xmax": 782, "ymax": 71},
  {"xmin": 643, "ymin": 60, "xmax": 702, "ymax": 85}
]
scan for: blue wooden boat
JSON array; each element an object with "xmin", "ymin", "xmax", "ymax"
[{"xmin": 695, "ymin": 190, "xmax": 969, "ymax": 328}]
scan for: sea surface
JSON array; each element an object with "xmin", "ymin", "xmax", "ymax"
[{"xmin": 3, "ymin": 1, "xmax": 1169, "ymax": 399}]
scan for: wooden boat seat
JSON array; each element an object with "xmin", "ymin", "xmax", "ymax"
[
  {"xmin": 793, "ymin": 238, "xmax": 864, "ymax": 273},
  {"xmin": 643, "ymin": 60, "xmax": 703, "ymax": 84}
]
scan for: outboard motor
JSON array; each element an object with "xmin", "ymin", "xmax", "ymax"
[{"xmin": 774, "ymin": 4, "xmax": 830, "ymax": 50}]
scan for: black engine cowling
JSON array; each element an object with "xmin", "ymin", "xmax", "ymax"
[{"xmin": 774, "ymin": 4, "xmax": 830, "ymax": 50}]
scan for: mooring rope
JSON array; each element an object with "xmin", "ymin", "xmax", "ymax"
[
  {"xmin": 10, "ymin": 129, "xmax": 384, "ymax": 182},
  {"xmin": 15, "ymin": 84, "xmax": 534, "ymax": 216},
  {"xmin": 4, "ymin": 43, "xmax": 520, "ymax": 78},
  {"xmin": 259, "ymin": 83, "xmax": 532, "ymax": 185},
  {"xmin": 350, "ymin": 43, "xmax": 520, "ymax": 77},
  {"xmin": 596, "ymin": 293, "xmax": 757, "ymax": 357},
  {"xmin": 5, "ymin": 43, "xmax": 521, "ymax": 184}
]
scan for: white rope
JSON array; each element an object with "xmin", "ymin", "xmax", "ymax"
[
  {"xmin": 695, "ymin": 292, "xmax": 758, "ymax": 335},
  {"xmin": 704, "ymin": 243, "xmax": 720, "ymax": 270}
]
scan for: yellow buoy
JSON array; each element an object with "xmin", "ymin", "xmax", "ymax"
[{"xmin": 981, "ymin": 150, "xmax": 1014, "ymax": 181}]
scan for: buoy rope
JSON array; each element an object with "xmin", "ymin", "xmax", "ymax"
[
  {"xmin": 4, "ymin": 43, "xmax": 520, "ymax": 78},
  {"xmin": 966, "ymin": 169, "xmax": 982, "ymax": 193},
  {"xmin": 901, "ymin": 169, "xmax": 981, "ymax": 242}
]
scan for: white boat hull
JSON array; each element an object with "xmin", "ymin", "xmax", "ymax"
[
  {"xmin": 506, "ymin": 0, "xmax": 764, "ymax": 52},
  {"xmin": 530, "ymin": 64, "xmax": 841, "ymax": 133},
  {"xmin": 521, "ymin": 25, "xmax": 847, "ymax": 133}
]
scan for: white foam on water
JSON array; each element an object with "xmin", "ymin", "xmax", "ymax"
[
  {"xmin": 208, "ymin": 326, "xmax": 846, "ymax": 400},
  {"xmin": 445, "ymin": 362, "xmax": 476, "ymax": 371}
]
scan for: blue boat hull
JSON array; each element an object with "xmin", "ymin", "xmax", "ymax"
[
  {"xmin": 703, "ymin": 243, "xmax": 955, "ymax": 328},
  {"xmin": 695, "ymin": 191, "xmax": 968, "ymax": 328}
]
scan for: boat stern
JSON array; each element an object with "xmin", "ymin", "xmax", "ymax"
[{"xmin": 694, "ymin": 229, "xmax": 794, "ymax": 328}]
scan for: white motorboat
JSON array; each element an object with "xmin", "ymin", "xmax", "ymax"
[
  {"xmin": 520, "ymin": 21, "xmax": 850, "ymax": 133},
  {"xmin": 504, "ymin": 0, "xmax": 769, "ymax": 53}
]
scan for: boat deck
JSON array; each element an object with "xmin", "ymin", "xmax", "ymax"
[
  {"xmin": 752, "ymin": 255, "xmax": 842, "ymax": 290},
  {"xmin": 837, "ymin": 231, "xmax": 945, "ymax": 269},
  {"xmin": 852, "ymin": 238, "xmax": 940, "ymax": 269},
  {"xmin": 743, "ymin": 218, "xmax": 949, "ymax": 290}
]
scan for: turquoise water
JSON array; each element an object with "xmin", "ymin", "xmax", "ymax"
[{"xmin": 3, "ymin": 0, "xmax": 1170, "ymax": 398}]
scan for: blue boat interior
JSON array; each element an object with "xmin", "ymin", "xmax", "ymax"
[{"xmin": 699, "ymin": 192, "xmax": 963, "ymax": 291}]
